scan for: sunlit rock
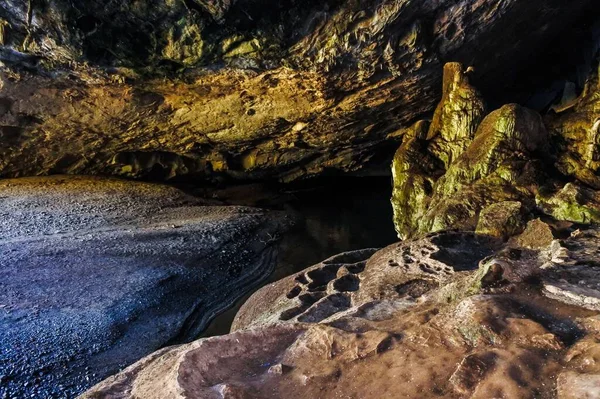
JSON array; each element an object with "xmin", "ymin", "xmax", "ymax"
[
  {"xmin": 392, "ymin": 66, "xmax": 553, "ymax": 239},
  {"xmin": 0, "ymin": 0, "xmax": 595, "ymax": 182},
  {"xmin": 537, "ymin": 182, "xmax": 600, "ymax": 224},
  {"xmin": 392, "ymin": 60, "xmax": 600, "ymax": 239},
  {"xmin": 548, "ymin": 63, "xmax": 600, "ymax": 189},
  {"xmin": 84, "ymin": 226, "xmax": 600, "ymax": 399}
]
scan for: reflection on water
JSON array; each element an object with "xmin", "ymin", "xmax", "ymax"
[{"xmin": 199, "ymin": 177, "xmax": 398, "ymax": 337}]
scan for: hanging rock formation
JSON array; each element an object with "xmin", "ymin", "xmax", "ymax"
[{"xmin": 0, "ymin": 0, "xmax": 596, "ymax": 182}]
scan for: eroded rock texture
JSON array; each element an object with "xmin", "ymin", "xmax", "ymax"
[
  {"xmin": 0, "ymin": 0, "xmax": 596, "ymax": 182},
  {"xmin": 392, "ymin": 61, "xmax": 600, "ymax": 239},
  {"xmin": 0, "ymin": 176, "xmax": 289, "ymax": 398},
  {"xmin": 83, "ymin": 225, "xmax": 600, "ymax": 399},
  {"xmin": 548, "ymin": 62, "xmax": 600, "ymax": 189}
]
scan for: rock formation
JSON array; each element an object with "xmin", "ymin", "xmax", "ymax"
[
  {"xmin": 391, "ymin": 61, "xmax": 600, "ymax": 239},
  {"xmin": 79, "ymin": 47, "xmax": 600, "ymax": 397},
  {"xmin": 548, "ymin": 62, "xmax": 600, "ymax": 189},
  {"xmin": 0, "ymin": 0, "xmax": 596, "ymax": 182},
  {"xmin": 1, "ymin": 2, "xmax": 600, "ymax": 397},
  {"xmin": 0, "ymin": 176, "xmax": 289, "ymax": 398},
  {"xmin": 83, "ymin": 225, "xmax": 600, "ymax": 398}
]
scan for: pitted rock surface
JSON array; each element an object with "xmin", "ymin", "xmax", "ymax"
[
  {"xmin": 84, "ymin": 226, "xmax": 600, "ymax": 398},
  {"xmin": 230, "ymin": 248, "xmax": 378, "ymax": 331},
  {"xmin": 540, "ymin": 228, "xmax": 600, "ymax": 311}
]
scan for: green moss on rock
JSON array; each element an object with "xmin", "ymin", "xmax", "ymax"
[
  {"xmin": 392, "ymin": 63, "xmax": 550, "ymax": 239},
  {"xmin": 476, "ymin": 201, "xmax": 527, "ymax": 239},
  {"xmin": 537, "ymin": 183, "xmax": 600, "ymax": 224},
  {"xmin": 390, "ymin": 62, "xmax": 600, "ymax": 240}
]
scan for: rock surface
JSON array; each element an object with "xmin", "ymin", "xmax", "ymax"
[
  {"xmin": 392, "ymin": 60, "xmax": 600, "ymax": 239},
  {"xmin": 548, "ymin": 62, "xmax": 600, "ymax": 189},
  {"xmin": 0, "ymin": 0, "xmax": 596, "ymax": 182},
  {"xmin": 83, "ymin": 226, "xmax": 600, "ymax": 399},
  {"xmin": 0, "ymin": 176, "xmax": 289, "ymax": 398},
  {"xmin": 475, "ymin": 201, "xmax": 527, "ymax": 239}
]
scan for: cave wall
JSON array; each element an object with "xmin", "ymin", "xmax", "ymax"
[{"xmin": 0, "ymin": 0, "xmax": 597, "ymax": 182}]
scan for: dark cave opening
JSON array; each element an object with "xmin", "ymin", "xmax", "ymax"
[
  {"xmin": 468, "ymin": 1, "xmax": 600, "ymax": 111},
  {"xmin": 198, "ymin": 176, "xmax": 398, "ymax": 337}
]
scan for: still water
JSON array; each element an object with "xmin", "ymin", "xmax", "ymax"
[{"xmin": 199, "ymin": 177, "xmax": 398, "ymax": 337}]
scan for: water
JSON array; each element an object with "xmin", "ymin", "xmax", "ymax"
[{"xmin": 199, "ymin": 177, "xmax": 398, "ymax": 337}]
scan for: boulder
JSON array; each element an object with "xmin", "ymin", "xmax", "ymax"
[
  {"xmin": 537, "ymin": 182, "xmax": 600, "ymax": 224},
  {"xmin": 475, "ymin": 201, "xmax": 527, "ymax": 239},
  {"xmin": 509, "ymin": 218, "xmax": 555, "ymax": 249}
]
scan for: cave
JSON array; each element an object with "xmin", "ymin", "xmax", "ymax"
[{"xmin": 1, "ymin": 0, "xmax": 600, "ymax": 398}]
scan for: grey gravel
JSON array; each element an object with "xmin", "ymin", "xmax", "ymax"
[{"xmin": 0, "ymin": 176, "xmax": 290, "ymax": 398}]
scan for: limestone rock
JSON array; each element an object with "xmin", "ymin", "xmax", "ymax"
[
  {"xmin": 232, "ymin": 231, "xmax": 501, "ymax": 331},
  {"xmin": 537, "ymin": 182, "xmax": 600, "ymax": 224},
  {"xmin": 391, "ymin": 58, "xmax": 600, "ymax": 239},
  {"xmin": 230, "ymin": 248, "xmax": 378, "ymax": 331},
  {"xmin": 391, "ymin": 120, "xmax": 440, "ymax": 240},
  {"xmin": 557, "ymin": 372, "xmax": 600, "ymax": 399},
  {"xmin": 391, "ymin": 63, "xmax": 488, "ymax": 239},
  {"xmin": 423, "ymin": 103, "xmax": 550, "ymax": 233},
  {"xmin": 0, "ymin": 0, "xmax": 595, "ymax": 182},
  {"xmin": 426, "ymin": 63, "xmax": 487, "ymax": 168},
  {"xmin": 509, "ymin": 218, "xmax": 555, "ymax": 249},
  {"xmin": 540, "ymin": 228, "xmax": 600, "ymax": 311},
  {"xmin": 559, "ymin": 333, "xmax": 600, "ymax": 399},
  {"xmin": 547, "ymin": 63, "xmax": 600, "ymax": 189},
  {"xmin": 0, "ymin": 176, "xmax": 289, "ymax": 398},
  {"xmin": 84, "ymin": 227, "xmax": 600, "ymax": 399},
  {"xmin": 391, "ymin": 72, "xmax": 551, "ymax": 239},
  {"xmin": 475, "ymin": 201, "xmax": 527, "ymax": 239}
]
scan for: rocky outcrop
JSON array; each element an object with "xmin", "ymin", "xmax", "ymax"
[
  {"xmin": 0, "ymin": 0, "xmax": 596, "ymax": 182},
  {"xmin": 0, "ymin": 176, "xmax": 289, "ymax": 398},
  {"xmin": 83, "ymin": 225, "xmax": 600, "ymax": 398},
  {"xmin": 392, "ymin": 60, "xmax": 600, "ymax": 239},
  {"xmin": 548, "ymin": 62, "xmax": 600, "ymax": 189},
  {"xmin": 537, "ymin": 183, "xmax": 600, "ymax": 224},
  {"xmin": 231, "ymin": 232, "xmax": 501, "ymax": 331},
  {"xmin": 475, "ymin": 201, "xmax": 528, "ymax": 239}
]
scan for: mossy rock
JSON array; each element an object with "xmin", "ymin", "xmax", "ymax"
[
  {"xmin": 537, "ymin": 183, "xmax": 600, "ymax": 224},
  {"xmin": 392, "ymin": 64, "xmax": 550, "ymax": 239},
  {"xmin": 476, "ymin": 201, "xmax": 527, "ymax": 239}
]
